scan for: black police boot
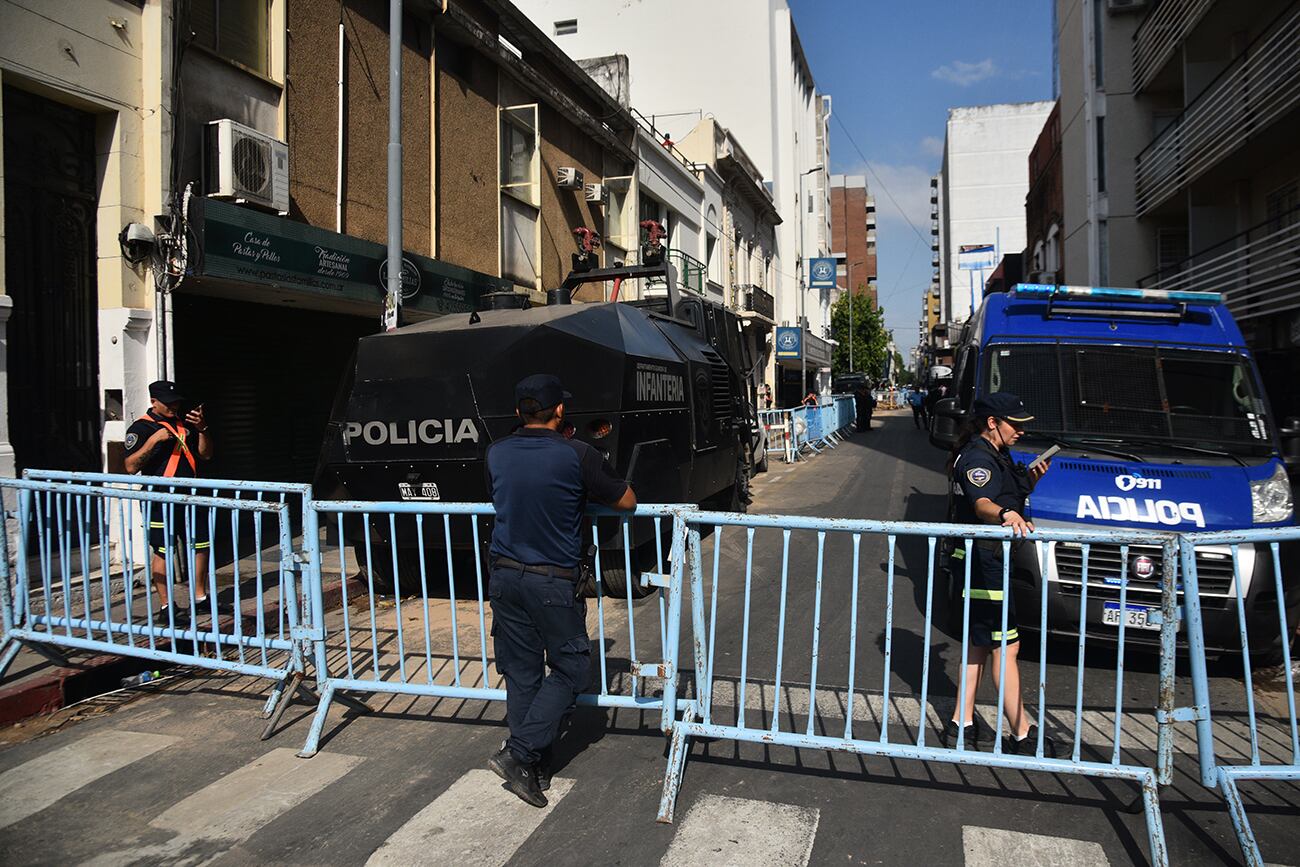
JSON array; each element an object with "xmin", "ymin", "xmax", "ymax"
[
  {"xmin": 1005, "ymin": 724, "xmax": 1057, "ymax": 758},
  {"xmin": 941, "ymin": 719, "xmax": 982, "ymax": 749},
  {"xmin": 489, "ymin": 748, "xmax": 547, "ymax": 808}
]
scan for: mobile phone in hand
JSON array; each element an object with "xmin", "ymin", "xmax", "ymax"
[{"xmin": 1028, "ymin": 443, "xmax": 1061, "ymax": 470}]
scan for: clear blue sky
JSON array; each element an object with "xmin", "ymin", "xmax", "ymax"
[{"xmin": 789, "ymin": 0, "xmax": 1055, "ymax": 359}]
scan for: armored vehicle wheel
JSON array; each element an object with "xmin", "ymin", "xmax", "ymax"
[{"xmin": 595, "ymin": 541, "xmax": 666, "ymax": 600}]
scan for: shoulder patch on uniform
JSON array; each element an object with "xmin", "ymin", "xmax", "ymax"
[
  {"xmin": 966, "ymin": 467, "xmax": 992, "ymax": 487},
  {"xmin": 125, "ymin": 432, "xmax": 138, "ymax": 450}
]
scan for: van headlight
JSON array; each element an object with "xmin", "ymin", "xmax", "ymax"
[{"xmin": 1251, "ymin": 464, "xmax": 1293, "ymax": 523}]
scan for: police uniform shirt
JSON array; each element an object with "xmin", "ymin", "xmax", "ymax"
[
  {"xmin": 124, "ymin": 410, "xmax": 201, "ymax": 479},
  {"xmin": 952, "ymin": 436, "xmax": 1031, "ymax": 525},
  {"xmin": 486, "ymin": 428, "xmax": 629, "ymax": 568}
]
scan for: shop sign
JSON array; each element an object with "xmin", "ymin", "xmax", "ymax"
[
  {"xmin": 195, "ymin": 198, "xmax": 507, "ymax": 314},
  {"xmin": 775, "ymin": 326, "xmax": 802, "ymax": 359}
]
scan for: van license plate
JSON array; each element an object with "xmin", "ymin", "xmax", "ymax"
[{"xmin": 1102, "ymin": 602, "xmax": 1159, "ymax": 631}]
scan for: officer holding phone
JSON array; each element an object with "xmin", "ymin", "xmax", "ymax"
[
  {"xmin": 124, "ymin": 381, "xmax": 215, "ymax": 621},
  {"xmin": 944, "ymin": 392, "xmax": 1053, "ymax": 755}
]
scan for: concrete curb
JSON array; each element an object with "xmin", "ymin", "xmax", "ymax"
[{"xmin": 0, "ymin": 574, "xmax": 369, "ymax": 726}]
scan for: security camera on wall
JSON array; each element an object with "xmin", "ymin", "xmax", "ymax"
[{"xmin": 118, "ymin": 222, "xmax": 156, "ymax": 265}]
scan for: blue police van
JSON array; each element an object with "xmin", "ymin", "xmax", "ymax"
[{"xmin": 931, "ymin": 283, "xmax": 1298, "ymax": 657}]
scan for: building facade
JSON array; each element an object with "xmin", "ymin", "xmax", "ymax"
[
  {"xmin": 937, "ymin": 101, "xmax": 1055, "ymax": 324},
  {"xmin": 511, "ymin": 0, "xmax": 835, "ymax": 404},
  {"xmin": 829, "ymin": 174, "xmax": 878, "ymax": 307},
  {"xmin": 0, "ymin": 0, "xmax": 646, "ymax": 484},
  {"xmin": 1025, "ymin": 100, "xmax": 1064, "ymax": 286},
  {"xmin": 1055, "ymin": 0, "xmax": 1300, "ymax": 420}
]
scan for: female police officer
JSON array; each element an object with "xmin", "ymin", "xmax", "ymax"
[{"xmin": 943, "ymin": 392, "xmax": 1053, "ymax": 754}]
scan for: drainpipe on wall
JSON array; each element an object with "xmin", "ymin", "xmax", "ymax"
[
  {"xmin": 383, "ymin": 0, "xmax": 403, "ymax": 331},
  {"xmin": 336, "ymin": 6, "xmax": 346, "ymax": 233}
]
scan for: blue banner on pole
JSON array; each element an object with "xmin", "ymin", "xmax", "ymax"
[
  {"xmin": 809, "ymin": 258, "xmax": 837, "ymax": 289},
  {"xmin": 775, "ymin": 326, "xmax": 802, "ymax": 359}
]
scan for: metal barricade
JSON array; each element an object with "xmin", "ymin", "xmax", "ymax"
[
  {"xmin": 1178, "ymin": 527, "xmax": 1300, "ymax": 866},
  {"xmin": 298, "ymin": 501, "xmax": 689, "ymax": 757},
  {"xmin": 657, "ymin": 511, "xmax": 1179, "ymax": 865},
  {"xmin": 0, "ymin": 475, "xmax": 314, "ymax": 729},
  {"xmin": 758, "ymin": 408, "xmax": 795, "ymax": 464}
]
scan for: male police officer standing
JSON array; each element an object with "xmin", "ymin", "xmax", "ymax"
[{"xmin": 486, "ymin": 374, "xmax": 636, "ymax": 807}]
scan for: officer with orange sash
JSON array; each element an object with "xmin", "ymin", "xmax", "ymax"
[{"xmin": 124, "ymin": 381, "xmax": 214, "ymax": 621}]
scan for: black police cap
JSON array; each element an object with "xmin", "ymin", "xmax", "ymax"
[
  {"xmin": 148, "ymin": 380, "xmax": 185, "ymax": 404},
  {"xmin": 515, "ymin": 374, "xmax": 572, "ymax": 411},
  {"xmin": 972, "ymin": 392, "xmax": 1035, "ymax": 423}
]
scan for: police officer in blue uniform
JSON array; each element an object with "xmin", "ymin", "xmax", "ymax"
[
  {"xmin": 486, "ymin": 374, "xmax": 636, "ymax": 807},
  {"xmin": 944, "ymin": 392, "xmax": 1054, "ymax": 755}
]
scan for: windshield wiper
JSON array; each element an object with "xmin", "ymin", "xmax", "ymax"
[
  {"xmin": 1121, "ymin": 438, "xmax": 1248, "ymax": 467},
  {"xmin": 1024, "ymin": 432, "xmax": 1144, "ymax": 463}
]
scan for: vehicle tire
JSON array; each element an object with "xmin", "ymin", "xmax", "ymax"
[
  {"xmin": 352, "ymin": 545, "xmax": 421, "ymax": 596},
  {"xmin": 592, "ymin": 541, "xmax": 664, "ymax": 600}
]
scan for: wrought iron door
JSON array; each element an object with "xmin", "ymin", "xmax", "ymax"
[{"xmin": 3, "ymin": 86, "xmax": 101, "ymax": 471}]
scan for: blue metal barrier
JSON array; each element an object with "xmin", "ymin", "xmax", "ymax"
[
  {"xmin": 656, "ymin": 510, "xmax": 1178, "ymax": 865},
  {"xmin": 1177, "ymin": 527, "xmax": 1300, "ymax": 867},
  {"xmin": 297, "ymin": 500, "xmax": 690, "ymax": 757},
  {"xmin": 0, "ymin": 475, "xmax": 312, "ymax": 729}
]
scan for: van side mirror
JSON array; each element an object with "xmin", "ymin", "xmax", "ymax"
[
  {"xmin": 928, "ymin": 397, "xmax": 965, "ymax": 450},
  {"xmin": 1281, "ymin": 416, "xmax": 1300, "ymax": 474}
]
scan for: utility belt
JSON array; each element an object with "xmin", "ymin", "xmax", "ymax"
[{"xmin": 490, "ymin": 556, "xmax": 580, "ymax": 580}]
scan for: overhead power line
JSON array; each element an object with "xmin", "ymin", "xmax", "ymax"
[{"xmin": 833, "ymin": 114, "xmax": 931, "ymax": 248}]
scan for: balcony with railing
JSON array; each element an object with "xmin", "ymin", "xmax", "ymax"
[
  {"xmin": 1135, "ymin": 3, "xmax": 1300, "ymax": 216},
  {"xmin": 1133, "ymin": 0, "xmax": 1217, "ymax": 94},
  {"xmin": 667, "ymin": 248, "xmax": 706, "ymax": 295},
  {"xmin": 1137, "ymin": 206, "xmax": 1300, "ymax": 322},
  {"xmin": 737, "ymin": 284, "xmax": 775, "ymax": 321}
]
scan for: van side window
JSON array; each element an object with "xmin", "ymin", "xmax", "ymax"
[{"xmin": 956, "ymin": 346, "xmax": 977, "ymax": 409}]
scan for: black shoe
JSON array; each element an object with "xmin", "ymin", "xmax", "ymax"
[
  {"xmin": 1005, "ymin": 725, "xmax": 1057, "ymax": 757},
  {"xmin": 942, "ymin": 719, "xmax": 981, "ymax": 749},
  {"xmin": 488, "ymin": 748, "xmax": 547, "ymax": 808}
]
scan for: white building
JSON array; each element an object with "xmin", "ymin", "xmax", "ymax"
[
  {"xmin": 937, "ymin": 101, "xmax": 1054, "ymax": 323},
  {"xmin": 514, "ymin": 0, "xmax": 834, "ymax": 402}
]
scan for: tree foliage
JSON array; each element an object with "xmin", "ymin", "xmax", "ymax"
[{"xmin": 830, "ymin": 290, "xmax": 890, "ymax": 380}]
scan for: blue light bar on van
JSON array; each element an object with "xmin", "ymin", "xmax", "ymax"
[{"xmin": 1011, "ymin": 283, "xmax": 1223, "ymax": 304}]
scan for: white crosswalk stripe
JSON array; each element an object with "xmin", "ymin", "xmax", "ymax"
[
  {"xmin": 661, "ymin": 794, "xmax": 819, "ymax": 867},
  {"xmin": 84, "ymin": 747, "xmax": 363, "ymax": 866},
  {"xmin": 963, "ymin": 826, "xmax": 1109, "ymax": 866},
  {"xmin": 0, "ymin": 729, "xmax": 178, "ymax": 830},
  {"xmin": 367, "ymin": 768, "xmax": 575, "ymax": 866}
]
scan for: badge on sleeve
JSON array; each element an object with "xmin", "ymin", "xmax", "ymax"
[
  {"xmin": 966, "ymin": 467, "xmax": 992, "ymax": 487},
  {"xmin": 125, "ymin": 432, "xmax": 138, "ymax": 450}
]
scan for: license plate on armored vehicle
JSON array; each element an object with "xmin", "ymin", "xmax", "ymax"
[
  {"xmin": 1102, "ymin": 602, "xmax": 1159, "ymax": 631},
  {"xmin": 397, "ymin": 482, "xmax": 440, "ymax": 501}
]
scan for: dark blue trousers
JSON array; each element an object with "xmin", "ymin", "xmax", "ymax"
[{"xmin": 489, "ymin": 565, "xmax": 591, "ymax": 765}]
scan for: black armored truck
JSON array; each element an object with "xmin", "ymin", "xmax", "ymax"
[{"xmin": 314, "ymin": 255, "xmax": 762, "ymax": 593}]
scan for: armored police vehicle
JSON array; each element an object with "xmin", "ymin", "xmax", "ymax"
[
  {"xmin": 931, "ymin": 283, "xmax": 1297, "ymax": 658},
  {"xmin": 315, "ymin": 261, "xmax": 760, "ymax": 593}
]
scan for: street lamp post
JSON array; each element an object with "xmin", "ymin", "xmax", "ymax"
[
  {"xmin": 847, "ymin": 259, "xmax": 863, "ymax": 374},
  {"xmin": 798, "ymin": 165, "xmax": 823, "ymax": 400}
]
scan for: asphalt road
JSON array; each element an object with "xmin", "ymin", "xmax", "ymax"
[{"xmin": 0, "ymin": 411, "xmax": 1294, "ymax": 866}]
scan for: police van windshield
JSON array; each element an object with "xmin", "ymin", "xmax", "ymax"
[{"xmin": 984, "ymin": 343, "xmax": 1274, "ymax": 456}]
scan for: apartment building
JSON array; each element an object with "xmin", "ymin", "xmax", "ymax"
[
  {"xmin": 1056, "ymin": 0, "xmax": 1300, "ymax": 418},
  {"xmin": 829, "ymin": 175, "xmax": 878, "ymax": 307},
  {"xmin": 936, "ymin": 101, "xmax": 1055, "ymax": 325}
]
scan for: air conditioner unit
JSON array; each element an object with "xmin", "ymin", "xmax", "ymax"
[
  {"xmin": 206, "ymin": 119, "xmax": 289, "ymax": 214},
  {"xmin": 556, "ymin": 166, "xmax": 584, "ymax": 189},
  {"xmin": 1106, "ymin": 0, "xmax": 1149, "ymax": 13},
  {"xmin": 584, "ymin": 183, "xmax": 608, "ymax": 205}
]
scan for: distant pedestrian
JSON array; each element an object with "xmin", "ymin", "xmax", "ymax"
[
  {"xmin": 486, "ymin": 374, "xmax": 636, "ymax": 807},
  {"xmin": 123, "ymin": 380, "xmax": 214, "ymax": 622},
  {"xmin": 803, "ymin": 390, "xmax": 819, "ymax": 408},
  {"xmin": 854, "ymin": 384, "xmax": 875, "ymax": 432},
  {"xmin": 908, "ymin": 388, "xmax": 928, "ymax": 429},
  {"xmin": 943, "ymin": 393, "xmax": 1054, "ymax": 755}
]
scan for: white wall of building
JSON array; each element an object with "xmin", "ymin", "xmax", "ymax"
[{"xmin": 939, "ymin": 101, "xmax": 1054, "ymax": 323}]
